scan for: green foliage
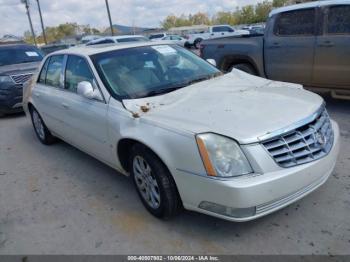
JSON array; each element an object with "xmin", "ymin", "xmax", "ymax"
[
  {"xmin": 24, "ymin": 22, "xmax": 101, "ymax": 45},
  {"xmin": 162, "ymin": 12, "xmax": 210, "ymax": 29},
  {"xmin": 162, "ymin": 0, "xmax": 315, "ymax": 28}
]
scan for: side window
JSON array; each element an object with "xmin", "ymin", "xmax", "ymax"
[
  {"xmin": 46, "ymin": 55, "xmax": 64, "ymax": 87},
  {"xmin": 327, "ymin": 5, "xmax": 350, "ymax": 34},
  {"xmin": 212, "ymin": 26, "xmax": 222, "ymax": 32},
  {"xmin": 38, "ymin": 58, "xmax": 50, "ymax": 84},
  {"xmin": 65, "ymin": 55, "xmax": 94, "ymax": 92},
  {"xmin": 274, "ymin": 9, "xmax": 316, "ymax": 36},
  {"xmin": 100, "ymin": 39, "xmax": 115, "ymax": 44}
]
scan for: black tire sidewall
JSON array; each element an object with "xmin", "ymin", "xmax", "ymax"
[
  {"xmin": 129, "ymin": 145, "xmax": 179, "ymax": 218},
  {"xmin": 30, "ymin": 108, "xmax": 53, "ymax": 145},
  {"xmin": 194, "ymin": 38, "xmax": 202, "ymax": 49}
]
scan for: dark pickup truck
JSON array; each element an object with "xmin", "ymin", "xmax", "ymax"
[{"xmin": 201, "ymin": 1, "xmax": 350, "ymax": 99}]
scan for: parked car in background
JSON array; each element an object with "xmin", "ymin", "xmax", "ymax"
[
  {"xmin": 41, "ymin": 43, "xmax": 75, "ymax": 55},
  {"xmin": 159, "ymin": 35, "xmax": 187, "ymax": 47},
  {"xmin": 0, "ymin": 43, "xmax": 43, "ymax": 116},
  {"xmin": 200, "ymin": 1, "xmax": 350, "ymax": 99},
  {"xmin": 149, "ymin": 33, "xmax": 167, "ymax": 41},
  {"xmin": 185, "ymin": 25, "xmax": 250, "ymax": 49},
  {"xmin": 86, "ymin": 35, "xmax": 149, "ymax": 46},
  {"xmin": 23, "ymin": 42, "xmax": 339, "ymax": 222},
  {"xmin": 81, "ymin": 35, "xmax": 102, "ymax": 44}
]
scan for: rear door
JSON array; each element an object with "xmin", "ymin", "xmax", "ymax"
[
  {"xmin": 264, "ymin": 8, "xmax": 317, "ymax": 85},
  {"xmin": 32, "ymin": 54, "xmax": 66, "ymax": 135},
  {"xmin": 312, "ymin": 4, "xmax": 350, "ymax": 89}
]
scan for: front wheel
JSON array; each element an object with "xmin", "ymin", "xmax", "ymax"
[
  {"xmin": 30, "ymin": 108, "xmax": 56, "ymax": 145},
  {"xmin": 129, "ymin": 144, "xmax": 182, "ymax": 219}
]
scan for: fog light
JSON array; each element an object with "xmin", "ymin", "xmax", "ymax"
[{"xmin": 199, "ymin": 201, "xmax": 256, "ymax": 218}]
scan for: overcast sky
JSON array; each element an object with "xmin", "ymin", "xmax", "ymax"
[{"xmin": 0, "ymin": 0, "xmax": 261, "ymax": 36}]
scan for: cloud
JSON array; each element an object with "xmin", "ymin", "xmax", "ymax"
[{"xmin": 0, "ymin": 0, "xmax": 260, "ymax": 37}]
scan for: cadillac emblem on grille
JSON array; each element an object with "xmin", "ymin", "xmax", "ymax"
[
  {"xmin": 261, "ymin": 107, "xmax": 334, "ymax": 168},
  {"xmin": 315, "ymin": 131, "xmax": 326, "ymax": 147}
]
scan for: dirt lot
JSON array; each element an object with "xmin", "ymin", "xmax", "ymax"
[{"xmin": 0, "ymin": 95, "xmax": 349, "ymax": 255}]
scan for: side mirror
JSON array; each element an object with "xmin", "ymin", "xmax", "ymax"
[
  {"xmin": 77, "ymin": 81, "xmax": 103, "ymax": 101},
  {"xmin": 206, "ymin": 59, "xmax": 217, "ymax": 67}
]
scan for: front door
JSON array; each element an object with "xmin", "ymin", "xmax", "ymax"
[
  {"xmin": 264, "ymin": 8, "xmax": 317, "ymax": 85},
  {"xmin": 59, "ymin": 55, "xmax": 112, "ymax": 164}
]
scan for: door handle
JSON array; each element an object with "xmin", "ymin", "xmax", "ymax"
[
  {"xmin": 61, "ymin": 103, "xmax": 69, "ymax": 109},
  {"xmin": 269, "ymin": 42, "xmax": 281, "ymax": 49},
  {"xmin": 318, "ymin": 41, "xmax": 334, "ymax": 48}
]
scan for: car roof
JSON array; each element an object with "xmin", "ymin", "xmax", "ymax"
[
  {"xmin": 269, "ymin": 0, "xmax": 350, "ymax": 17},
  {"xmin": 0, "ymin": 43, "xmax": 38, "ymax": 49},
  {"xmin": 87, "ymin": 35, "xmax": 147, "ymax": 44},
  {"xmin": 51, "ymin": 41, "xmax": 173, "ymax": 56},
  {"xmin": 107, "ymin": 35, "xmax": 146, "ymax": 40}
]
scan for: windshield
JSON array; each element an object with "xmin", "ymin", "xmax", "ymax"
[
  {"xmin": 117, "ymin": 37, "xmax": 149, "ymax": 43},
  {"xmin": 0, "ymin": 45, "xmax": 43, "ymax": 66},
  {"xmin": 91, "ymin": 45, "xmax": 220, "ymax": 99}
]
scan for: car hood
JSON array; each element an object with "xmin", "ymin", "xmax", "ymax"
[
  {"xmin": 0, "ymin": 61, "xmax": 41, "ymax": 75},
  {"xmin": 123, "ymin": 70, "xmax": 324, "ymax": 144}
]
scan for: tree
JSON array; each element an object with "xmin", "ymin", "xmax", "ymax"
[
  {"xmin": 272, "ymin": 0, "xmax": 289, "ymax": 7},
  {"xmin": 237, "ymin": 5, "xmax": 255, "ymax": 24},
  {"xmin": 255, "ymin": 1, "xmax": 273, "ymax": 23},
  {"xmin": 212, "ymin": 11, "xmax": 237, "ymax": 25},
  {"xmin": 189, "ymin": 12, "xmax": 211, "ymax": 25}
]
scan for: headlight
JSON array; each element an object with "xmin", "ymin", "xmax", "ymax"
[
  {"xmin": 0, "ymin": 75, "xmax": 14, "ymax": 84},
  {"xmin": 196, "ymin": 133, "xmax": 253, "ymax": 178}
]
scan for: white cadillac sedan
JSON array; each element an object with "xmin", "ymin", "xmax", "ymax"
[{"xmin": 23, "ymin": 42, "xmax": 339, "ymax": 222}]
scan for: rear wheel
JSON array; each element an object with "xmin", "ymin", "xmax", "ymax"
[
  {"xmin": 129, "ymin": 144, "xmax": 182, "ymax": 219},
  {"xmin": 30, "ymin": 108, "xmax": 56, "ymax": 145},
  {"xmin": 229, "ymin": 63, "xmax": 257, "ymax": 75}
]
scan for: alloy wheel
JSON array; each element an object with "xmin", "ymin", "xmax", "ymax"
[{"xmin": 133, "ymin": 155, "xmax": 161, "ymax": 209}]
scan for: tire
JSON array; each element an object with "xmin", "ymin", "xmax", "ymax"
[
  {"xmin": 194, "ymin": 38, "xmax": 203, "ymax": 49},
  {"xmin": 30, "ymin": 108, "xmax": 56, "ymax": 145},
  {"xmin": 129, "ymin": 144, "xmax": 182, "ymax": 219},
  {"xmin": 184, "ymin": 42, "xmax": 191, "ymax": 49},
  {"xmin": 229, "ymin": 63, "xmax": 257, "ymax": 75}
]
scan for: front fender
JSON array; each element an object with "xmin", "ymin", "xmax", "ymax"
[{"xmin": 107, "ymin": 102, "xmax": 206, "ymax": 178}]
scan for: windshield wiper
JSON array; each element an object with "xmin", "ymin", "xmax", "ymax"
[
  {"xmin": 141, "ymin": 86, "xmax": 184, "ymax": 97},
  {"xmin": 138, "ymin": 73, "xmax": 222, "ymax": 98}
]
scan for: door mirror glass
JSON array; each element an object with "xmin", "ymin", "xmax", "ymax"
[
  {"xmin": 77, "ymin": 81, "xmax": 103, "ymax": 101},
  {"xmin": 206, "ymin": 59, "xmax": 217, "ymax": 67}
]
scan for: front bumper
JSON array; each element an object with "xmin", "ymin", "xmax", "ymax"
[
  {"xmin": 0, "ymin": 83, "xmax": 23, "ymax": 114},
  {"xmin": 174, "ymin": 120, "xmax": 340, "ymax": 222}
]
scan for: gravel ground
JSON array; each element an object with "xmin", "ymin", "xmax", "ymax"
[{"xmin": 0, "ymin": 95, "xmax": 349, "ymax": 255}]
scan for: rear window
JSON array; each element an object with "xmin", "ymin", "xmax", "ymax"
[
  {"xmin": 0, "ymin": 45, "xmax": 43, "ymax": 66},
  {"xmin": 45, "ymin": 55, "xmax": 64, "ymax": 88},
  {"xmin": 327, "ymin": 5, "xmax": 350, "ymax": 34},
  {"xmin": 149, "ymin": 34, "xmax": 164, "ymax": 39},
  {"xmin": 117, "ymin": 37, "xmax": 148, "ymax": 43},
  {"xmin": 274, "ymin": 9, "xmax": 316, "ymax": 36},
  {"xmin": 212, "ymin": 26, "xmax": 233, "ymax": 33}
]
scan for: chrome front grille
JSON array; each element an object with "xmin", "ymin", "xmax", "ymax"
[
  {"xmin": 261, "ymin": 108, "xmax": 334, "ymax": 168},
  {"xmin": 10, "ymin": 73, "xmax": 33, "ymax": 84}
]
